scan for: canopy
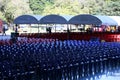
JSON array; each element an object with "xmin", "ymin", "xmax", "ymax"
[
  {"xmin": 95, "ymin": 15, "xmax": 118, "ymax": 26},
  {"xmin": 61, "ymin": 15, "xmax": 74, "ymax": 21},
  {"xmin": 32, "ymin": 15, "xmax": 43, "ymax": 22},
  {"xmin": 0, "ymin": 19, "xmax": 3, "ymax": 27},
  {"xmin": 108, "ymin": 16, "xmax": 120, "ymax": 26},
  {"xmin": 13, "ymin": 15, "xmax": 39, "ymax": 24},
  {"xmin": 39, "ymin": 14, "xmax": 67, "ymax": 24},
  {"xmin": 14, "ymin": 14, "xmax": 120, "ymax": 26},
  {"xmin": 68, "ymin": 14, "xmax": 102, "ymax": 25}
]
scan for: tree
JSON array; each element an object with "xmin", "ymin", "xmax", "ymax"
[
  {"xmin": 29, "ymin": 0, "xmax": 94, "ymax": 15},
  {"xmin": 0, "ymin": 0, "xmax": 33, "ymax": 23},
  {"xmin": 29, "ymin": 0, "xmax": 54, "ymax": 14},
  {"xmin": 92, "ymin": 0, "xmax": 120, "ymax": 16},
  {"xmin": 0, "ymin": 0, "xmax": 8, "ymax": 20}
]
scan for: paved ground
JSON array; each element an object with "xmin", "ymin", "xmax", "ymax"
[{"xmin": 0, "ymin": 29, "xmax": 14, "ymax": 40}]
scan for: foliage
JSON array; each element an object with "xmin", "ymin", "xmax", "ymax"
[
  {"xmin": 93, "ymin": 0, "xmax": 120, "ymax": 16},
  {"xmin": 30, "ymin": 0, "xmax": 120, "ymax": 16},
  {"xmin": 29, "ymin": 0, "xmax": 54, "ymax": 14},
  {"xmin": 0, "ymin": 0, "xmax": 120, "ymax": 23},
  {"xmin": 0, "ymin": 0, "xmax": 32, "ymax": 23},
  {"xmin": 42, "ymin": 0, "xmax": 83, "ymax": 15}
]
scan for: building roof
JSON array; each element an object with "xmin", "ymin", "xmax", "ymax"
[
  {"xmin": 68, "ymin": 14, "xmax": 102, "ymax": 25},
  {"xmin": 13, "ymin": 15, "xmax": 39, "ymax": 24},
  {"xmin": 39, "ymin": 14, "xmax": 67, "ymax": 24},
  {"xmin": 95, "ymin": 15, "xmax": 118, "ymax": 26}
]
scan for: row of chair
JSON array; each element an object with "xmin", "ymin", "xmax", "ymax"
[
  {"xmin": 0, "ymin": 39, "xmax": 120, "ymax": 79},
  {"xmin": 0, "ymin": 37, "xmax": 57, "ymax": 45}
]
